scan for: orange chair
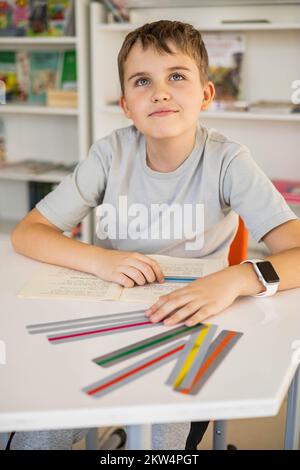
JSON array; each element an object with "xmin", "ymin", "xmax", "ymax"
[{"xmin": 228, "ymin": 216, "xmax": 248, "ymax": 266}]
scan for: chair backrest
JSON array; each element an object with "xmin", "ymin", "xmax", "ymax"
[{"xmin": 228, "ymin": 217, "xmax": 248, "ymax": 266}]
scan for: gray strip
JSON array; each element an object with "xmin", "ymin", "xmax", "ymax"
[
  {"xmin": 166, "ymin": 325, "xmax": 208, "ymax": 386},
  {"xmin": 27, "ymin": 309, "xmax": 145, "ymax": 330},
  {"xmin": 28, "ymin": 315, "xmax": 146, "ymax": 335},
  {"xmin": 93, "ymin": 324, "xmax": 200, "ymax": 367},
  {"xmin": 177, "ymin": 325, "xmax": 218, "ymax": 389},
  {"xmin": 48, "ymin": 323, "xmax": 159, "ymax": 345},
  {"xmin": 83, "ymin": 340, "xmax": 185, "ymax": 399},
  {"xmin": 188, "ymin": 330, "xmax": 243, "ymax": 395}
]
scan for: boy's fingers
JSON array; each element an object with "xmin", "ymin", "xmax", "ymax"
[
  {"xmin": 147, "ymin": 294, "xmax": 194, "ymax": 323},
  {"xmin": 133, "ymin": 253, "xmax": 165, "ymax": 282},
  {"xmin": 125, "ymin": 258, "xmax": 156, "ymax": 283},
  {"xmin": 112, "ymin": 272, "xmax": 135, "ymax": 288},
  {"xmin": 118, "ymin": 265, "xmax": 147, "ymax": 286}
]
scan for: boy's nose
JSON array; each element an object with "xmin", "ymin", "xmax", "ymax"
[{"xmin": 151, "ymin": 89, "xmax": 171, "ymax": 102}]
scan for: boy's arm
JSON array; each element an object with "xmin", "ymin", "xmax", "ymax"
[
  {"xmin": 146, "ymin": 219, "xmax": 300, "ymax": 326},
  {"xmin": 11, "ymin": 208, "xmax": 164, "ymax": 287},
  {"xmin": 11, "ymin": 208, "xmax": 108, "ymax": 276}
]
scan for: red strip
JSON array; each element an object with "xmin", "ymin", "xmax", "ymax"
[
  {"xmin": 87, "ymin": 344, "xmax": 185, "ymax": 396},
  {"xmin": 180, "ymin": 331, "xmax": 237, "ymax": 394},
  {"xmin": 48, "ymin": 321, "xmax": 152, "ymax": 342}
]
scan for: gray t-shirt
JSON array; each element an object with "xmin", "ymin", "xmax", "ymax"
[{"xmin": 36, "ymin": 121, "xmax": 297, "ymax": 263}]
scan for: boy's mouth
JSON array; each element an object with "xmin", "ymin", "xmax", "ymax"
[{"xmin": 149, "ymin": 109, "xmax": 179, "ymax": 117}]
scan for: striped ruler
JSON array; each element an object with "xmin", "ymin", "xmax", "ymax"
[
  {"xmin": 26, "ymin": 310, "xmax": 146, "ymax": 334},
  {"xmin": 179, "ymin": 329, "xmax": 243, "ymax": 395},
  {"xmin": 93, "ymin": 324, "xmax": 205, "ymax": 367},
  {"xmin": 167, "ymin": 323, "xmax": 218, "ymax": 389},
  {"xmin": 47, "ymin": 320, "xmax": 160, "ymax": 345},
  {"xmin": 83, "ymin": 341, "xmax": 186, "ymax": 399}
]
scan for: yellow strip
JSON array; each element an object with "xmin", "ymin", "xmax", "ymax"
[{"xmin": 173, "ymin": 324, "xmax": 211, "ymax": 388}]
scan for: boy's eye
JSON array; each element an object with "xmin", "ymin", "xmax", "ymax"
[
  {"xmin": 170, "ymin": 73, "xmax": 184, "ymax": 81},
  {"xmin": 135, "ymin": 78, "xmax": 149, "ymax": 87}
]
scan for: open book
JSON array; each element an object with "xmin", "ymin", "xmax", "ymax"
[{"xmin": 18, "ymin": 254, "xmax": 227, "ymax": 304}]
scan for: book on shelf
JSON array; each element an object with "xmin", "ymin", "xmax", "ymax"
[
  {"xmin": 0, "ymin": 50, "xmax": 19, "ymax": 101},
  {"xmin": 28, "ymin": 0, "xmax": 48, "ymax": 36},
  {"xmin": 272, "ymin": 180, "xmax": 300, "ymax": 206},
  {"xmin": 0, "ymin": 0, "xmax": 29, "ymax": 36},
  {"xmin": 47, "ymin": 0, "xmax": 74, "ymax": 37},
  {"xmin": 0, "ymin": 49, "xmax": 30, "ymax": 102},
  {"xmin": 29, "ymin": 51, "xmax": 60, "ymax": 104},
  {"xmin": 202, "ymin": 33, "xmax": 245, "ymax": 106},
  {"xmin": 47, "ymin": 88, "xmax": 77, "ymax": 107},
  {"xmin": 46, "ymin": 48, "xmax": 77, "ymax": 106},
  {"xmin": 0, "ymin": 0, "xmax": 75, "ymax": 37},
  {"xmin": 15, "ymin": 50, "xmax": 30, "ymax": 101},
  {"xmin": 0, "ymin": 49, "xmax": 77, "ymax": 105},
  {"xmin": 58, "ymin": 48, "xmax": 76, "ymax": 90}
]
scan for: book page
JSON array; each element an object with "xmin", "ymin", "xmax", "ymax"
[
  {"xmin": 120, "ymin": 255, "xmax": 226, "ymax": 303},
  {"xmin": 147, "ymin": 254, "xmax": 226, "ymax": 277},
  {"xmin": 18, "ymin": 264, "xmax": 122, "ymax": 301}
]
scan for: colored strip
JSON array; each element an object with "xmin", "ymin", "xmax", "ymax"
[
  {"xmin": 176, "ymin": 325, "xmax": 218, "ymax": 390},
  {"xmin": 28, "ymin": 315, "xmax": 147, "ymax": 335},
  {"xmin": 48, "ymin": 321, "xmax": 159, "ymax": 344},
  {"xmin": 164, "ymin": 277, "xmax": 198, "ymax": 282},
  {"xmin": 166, "ymin": 324, "xmax": 217, "ymax": 388},
  {"xmin": 83, "ymin": 341, "xmax": 185, "ymax": 399},
  {"xmin": 93, "ymin": 324, "xmax": 201, "ymax": 367},
  {"xmin": 27, "ymin": 309, "xmax": 145, "ymax": 330},
  {"xmin": 180, "ymin": 330, "xmax": 243, "ymax": 395},
  {"xmin": 173, "ymin": 324, "xmax": 217, "ymax": 389}
]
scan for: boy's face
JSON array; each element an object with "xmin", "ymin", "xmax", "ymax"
[{"xmin": 120, "ymin": 41, "xmax": 214, "ymax": 140}]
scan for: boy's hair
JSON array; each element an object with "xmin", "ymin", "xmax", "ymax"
[{"xmin": 118, "ymin": 20, "xmax": 209, "ymax": 96}]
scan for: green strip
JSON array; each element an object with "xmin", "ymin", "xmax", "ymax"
[{"xmin": 96, "ymin": 324, "xmax": 199, "ymax": 366}]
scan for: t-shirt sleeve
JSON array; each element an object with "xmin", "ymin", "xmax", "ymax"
[
  {"xmin": 222, "ymin": 148, "xmax": 298, "ymax": 242},
  {"xmin": 36, "ymin": 142, "xmax": 109, "ymax": 231}
]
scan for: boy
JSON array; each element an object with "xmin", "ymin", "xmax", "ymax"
[{"xmin": 11, "ymin": 21, "xmax": 300, "ymax": 450}]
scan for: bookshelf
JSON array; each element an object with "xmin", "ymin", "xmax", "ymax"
[
  {"xmin": 98, "ymin": 104, "xmax": 300, "ymax": 122},
  {"xmin": 0, "ymin": 0, "xmax": 92, "ymax": 243},
  {"xmin": 0, "ymin": 104, "xmax": 79, "ymax": 115},
  {"xmin": 90, "ymin": 1, "xmax": 300, "ymax": 254}
]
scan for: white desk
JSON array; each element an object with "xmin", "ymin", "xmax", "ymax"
[{"xmin": 0, "ymin": 236, "xmax": 299, "ymax": 449}]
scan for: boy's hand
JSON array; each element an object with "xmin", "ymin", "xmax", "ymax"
[
  {"xmin": 93, "ymin": 249, "xmax": 165, "ymax": 287},
  {"xmin": 145, "ymin": 266, "xmax": 249, "ymax": 326}
]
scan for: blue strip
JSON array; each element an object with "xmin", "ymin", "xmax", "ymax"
[{"xmin": 164, "ymin": 276, "xmax": 198, "ymax": 282}]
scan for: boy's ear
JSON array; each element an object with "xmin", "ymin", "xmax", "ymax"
[
  {"xmin": 119, "ymin": 95, "xmax": 132, "ymax": 119},
  {"xmin": 201, "ymin": 81, "xmax": 215, "ymax": 111}
]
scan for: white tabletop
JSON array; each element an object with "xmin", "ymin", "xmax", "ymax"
[{"xmin": 1, "ymin": 235, "xmax": 300, "ymax": 432}]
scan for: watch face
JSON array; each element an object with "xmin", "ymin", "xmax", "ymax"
[{"xmin": 256, "ymin": 261, "xmax": 280, "ymax": 283}]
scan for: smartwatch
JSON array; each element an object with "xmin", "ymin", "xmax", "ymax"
[{"xmin": 240, "ymin": 259, "xmax": 280, "ymax": 297}]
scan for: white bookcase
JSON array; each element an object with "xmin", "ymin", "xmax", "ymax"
[
  {"xmin": 90, "ymin": 1, "xmax": 300, "ymax": 253},
  {"xmin": 0, "ymin": 0, "xmax": 92, "ymax": 243}
]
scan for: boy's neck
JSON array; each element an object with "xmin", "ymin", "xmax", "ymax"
[{"xmin": 145, "ymin": 125, "xmax": 197, "ymax": 173}]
